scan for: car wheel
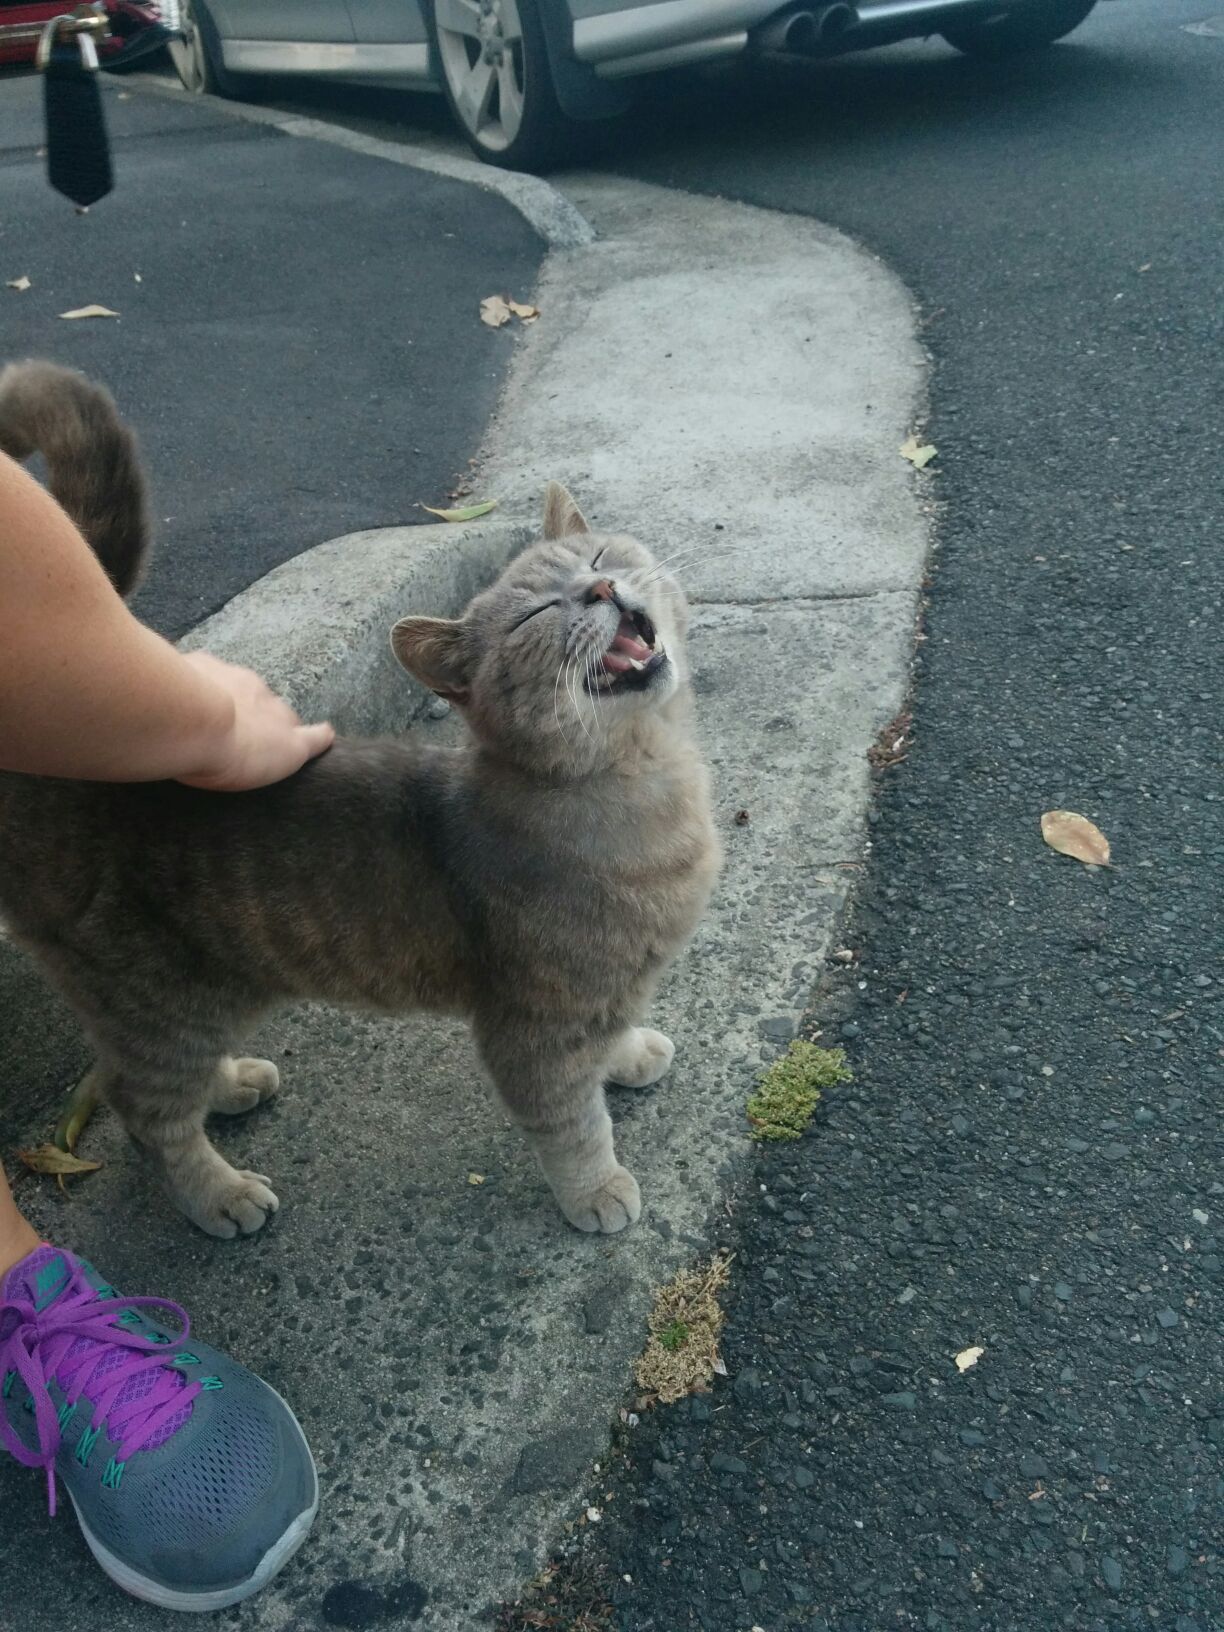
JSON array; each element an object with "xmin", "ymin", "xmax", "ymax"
[
  {"xmin": 167, "ymin": 0, "xmax": 246, "ymax": 97},
  {"xmin": 942, "ymin": 0, "xmax": 1098, "ymax": 57},
  {"xmin": 427, "ymin": 0, "xmax": 576, "ymax": 172}
]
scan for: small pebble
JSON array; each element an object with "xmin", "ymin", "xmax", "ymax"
[
  {"xmin": 882, "ymin": 1391, "xmax": 917, "ymax": 1411},
  {"xmin": 1054, "ymin": 1282, "xmax": 1073, "ymax": 1301},
  {"xmin": 1101, "ymin": 1556, "xmax": 1123, "ymax": 1591},
  {"xmin": 1156, "ymin": 1307, "xmax": 1179, "ymax": 1329},
  {"xmin": 711, "ymin": 1452, "xmax": 749, "ymax": 1474}
]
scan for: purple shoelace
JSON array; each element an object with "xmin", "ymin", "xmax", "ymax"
[{"xmin": 0, "ymin": 1248, "xmax": 200, "ymax": 1516}]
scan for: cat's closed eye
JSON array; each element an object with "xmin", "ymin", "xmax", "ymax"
[{"xmin": 510, "ymin": 600, "xmax": 560, "ymax": 632}]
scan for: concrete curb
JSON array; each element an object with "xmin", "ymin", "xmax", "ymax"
[{"xmin": 129, "ymin": 73, "xmax": 597, "ymax": 250}]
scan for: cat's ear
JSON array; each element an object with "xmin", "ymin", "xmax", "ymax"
[
  {"xmin": 542, "ymin": 481, "xmax": 590, "ymax": 541},
  {"xmin": 390, "ymin": 616, "xmax": 470, "ymax": 703}
]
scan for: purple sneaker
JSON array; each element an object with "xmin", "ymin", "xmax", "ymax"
[{"xmin": 1, "ymin": 1245, "xmax": 318, "ymax": 1611}]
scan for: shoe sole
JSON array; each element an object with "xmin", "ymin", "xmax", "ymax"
[{"xmin": 68, "ymin": 1383, "xmax": 320, "ymax": 1613}]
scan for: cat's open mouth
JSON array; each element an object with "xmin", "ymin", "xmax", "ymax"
[{"xmin": 591, "ymin": 611, "xmax": 667, "ymax": 693}]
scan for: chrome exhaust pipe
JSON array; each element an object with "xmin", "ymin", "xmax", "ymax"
[{"xmin": 758, "ymin": 3, "xmax": 858, "ymax": 53}]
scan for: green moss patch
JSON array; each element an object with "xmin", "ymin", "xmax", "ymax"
[{"xmin": 746, "ymin": 1040, "xmax": 852, "ymax": 1141}]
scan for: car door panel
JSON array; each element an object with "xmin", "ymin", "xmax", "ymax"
[
  {"xmin": 209, "ymin": 0, "xmax": 354, "ymax": 40},
  {"xmin": 346, "ymin": 0, "xmax": 427, "ymax": 45}
]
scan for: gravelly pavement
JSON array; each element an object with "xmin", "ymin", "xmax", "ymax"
[{"xmin": 492, "ymin": 4, "xmax": 1224, "ymax": 1629}]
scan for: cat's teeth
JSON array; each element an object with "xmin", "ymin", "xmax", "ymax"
[{"xmin": 627, "ymin": 657, "xmax": 646, "ymax": 671}]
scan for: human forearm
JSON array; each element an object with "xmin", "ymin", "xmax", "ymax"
[{"xmin": 0, "ymin": 451, "xmax": 331, "ymax": 787}]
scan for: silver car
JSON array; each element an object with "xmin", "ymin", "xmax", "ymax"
[{"xmin": 167, "ymin": 0, "xmax": 1102, "ymax": 170}]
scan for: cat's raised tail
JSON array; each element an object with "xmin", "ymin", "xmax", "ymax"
[{"xmin": 0, "ymin": 358, "xmax": 151, "ymax": 598}]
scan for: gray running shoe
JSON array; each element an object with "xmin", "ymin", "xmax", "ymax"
[{"xmin": 1, "ymin": 1244, "xmax": 318, "ymax": 1611}]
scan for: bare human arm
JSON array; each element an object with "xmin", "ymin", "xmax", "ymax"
[{"xmin": 0, "ymin": 450, "xmax": 332, "ymax": 790}]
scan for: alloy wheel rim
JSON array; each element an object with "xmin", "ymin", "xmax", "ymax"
[
  {"xmin": 436, "ymin": 0, "xmax": 526, "ymax": 152},
  {"xmin": 168, "ymin": 2, "xmax": 207, "ymax": 93}
]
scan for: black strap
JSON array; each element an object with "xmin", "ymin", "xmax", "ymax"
[{"xmin": 44, "ymin": 41, "xmax": 114, "ymax": 207}]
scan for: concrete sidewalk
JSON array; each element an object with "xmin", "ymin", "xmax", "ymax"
[
  {"xmin": 0, "ymin": 71, "xmax": 543, "ymax": 638},
  {"xmin": 0, "ymin": 89, "xmax": 929, "ymax": 1632}
]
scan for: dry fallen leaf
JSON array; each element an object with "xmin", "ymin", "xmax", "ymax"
[
  {"xmin": 467, "ymin": 1172, "xmax": 485, "ymax": 1186},
  {"xmin": 955, "ymin": 1345, "xmax": 985, "ymax": 1372},
  {"xmin": 422, "ymin": 499, "xmax": 499, "ymax": 523},
  {"xmin": 59, "ymin": 304, "xmax": 119, "ymax": 321},
  {"xmin": 6, "ymin": 275, "xmax": 31, "ymax": 292},
  {"xmin": 480, "ymin": 294, "xmax": 538, "ymax": 327},
  {"xmin": 900, "ymin": 435, "xmax": 938, "ymax": 470},
  {"xmin": 480, "ymin": 295, "xmax": 512, "ymax": 328},
  {"xmin": 19, "ymin": 1144, "xmax": 103, "ymax": 1196},
  {"xmin": 19, "ymin": 1143, "xmax": 102, "ymax": 1176},
  {"xmin": 54, "ymin": 1072, "xmax": 101, "ymax": 1155},
  {"xmin": 1040, "ymin": 810, "xmax": 1111, "ymax": 867}
]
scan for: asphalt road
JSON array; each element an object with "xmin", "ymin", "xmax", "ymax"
[
  {"xmin": 0, "ymin": 73, "xmax": 542, "ymax": 637},
  {"xmin": 488, "ymin": 3, "xmax": 1222, "ymax": 1629}
]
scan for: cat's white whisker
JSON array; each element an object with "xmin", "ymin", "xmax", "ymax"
[
  {"xmin": 583, "ymin": 649, "xmax": 607, "ymax": 740},
  {"xmin": 567, "ymin": 655, "xmax": 593, "ymax": 742},
  {"xmin": 552, "ymin": 654, "xmax": 573, "ymax": 748}
]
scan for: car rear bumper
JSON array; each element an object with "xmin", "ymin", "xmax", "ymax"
[{"xmin": 574, "ymin": 0, "xmax": 1023, "ymax": 75}]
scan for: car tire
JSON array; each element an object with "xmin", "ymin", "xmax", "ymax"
[
  {"xmin": 426, "ymin": 0, "xmax": 578, "ymax": 172},
  {"xmin": 168, "ymin": 0, "xmax": 252, "ymax": 98},
  {"xmin": 942, "ymin": 0, "xmax": 1098, "ymax": 58}
]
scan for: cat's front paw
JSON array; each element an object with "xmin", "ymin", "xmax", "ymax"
[
  {"xmin": 606, "ymin": 1028, "xmax": 675, "ymax": 1089},
  {"xmin": 180, "ymin": 1166, "xmax": 280, "ymax": 1239},
  {"xmin": 557, "ymin": 1165, "xmax": 642, "ymax": 1234},
  {"xmin": 210, "ymin": 1057, "xmax": 280, "ymax": 1116}
]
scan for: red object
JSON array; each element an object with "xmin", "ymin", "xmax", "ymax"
[{"xmin": 0, "ymin": 2, "xmax": 167, "ymax": 68}]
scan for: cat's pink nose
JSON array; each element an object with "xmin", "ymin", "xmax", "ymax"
[{"xmin": 585, "ymin": 578, "xmax": 617, "ymax": 604}]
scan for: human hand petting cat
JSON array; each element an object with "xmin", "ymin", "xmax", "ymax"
[
  {"xmin": 176, "ymin": 653, "xmax": 335, "ymax": 792},
  {"xmin": 0, "ymin": 448, "xmax": 332, "ymax": 791}
]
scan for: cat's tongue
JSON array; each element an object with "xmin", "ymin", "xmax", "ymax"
[{"xmin": 602, "ymin": 616, "xmax": 654, "ymax": 675}]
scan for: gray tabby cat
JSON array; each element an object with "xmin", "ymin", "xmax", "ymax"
[{"xmin": 0, "ymin": 361, "xmax": 721, "ymax": 1239}]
